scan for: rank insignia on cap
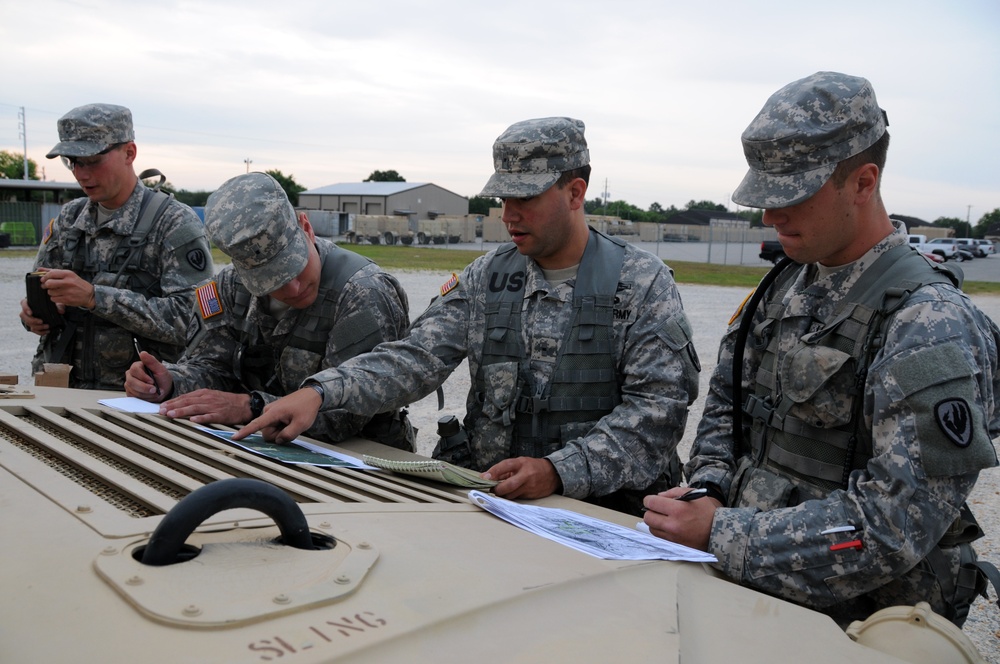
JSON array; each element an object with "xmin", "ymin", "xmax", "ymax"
[
  {"xmin": 440, "ymin": 272, "xmax": 459, "ymax": 297},
  {"xmin": 935, "ymin": 398, "xmax": 973, "ymax": 447},
  {"xmin": 196, "ymin": 281, "xmax": 223, "ymax": 319}
]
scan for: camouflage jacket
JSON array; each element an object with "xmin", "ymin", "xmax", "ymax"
[
  {"xmin": 687, "ymin": 224, "xmax": 1000, "ymax": 624},
  {"xmin": 168, "ymin": 238, "xmax": 410, "ymax": 444},
  {"xmin": 310, "ymin": 233, "xmax": 701, "ymax": 501},
  {"xmin": 32, "ymin": 181, "xmax": 213, "ymax": 389}
]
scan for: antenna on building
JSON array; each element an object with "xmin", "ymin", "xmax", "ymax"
[{"xmin": 18, "ymin": 107, "xmax": 28, "ymax": 180}]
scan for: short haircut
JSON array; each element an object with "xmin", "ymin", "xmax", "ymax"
[
  {"xmin": 555, "ymin": 164, "xmax": 592, "ymax": 189},
  {"xmin": 831, "ymin": 131, "xmax": 890, "ymax": 189}
]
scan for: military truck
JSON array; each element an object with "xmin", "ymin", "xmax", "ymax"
[{"xmin": 2, "ymin": 386, "xmax": 987, "ymax": 663}]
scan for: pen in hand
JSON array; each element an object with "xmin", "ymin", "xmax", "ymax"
[
  {"xmin": 674, "ymin": 487, "xmax": 709, "ymax": 502},
  {"xmin": 641, "ymin": 487, "xmax": 710, "ymax": 512},
  {"xmin": 133, "ymin": 337, "xmax": 161, "ymax": 396}
]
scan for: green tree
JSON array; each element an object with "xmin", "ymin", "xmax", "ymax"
[
  {"xmin": 468, "ymin": 195, "xmax": 500, "ymax": 215},
  {"xmin": 933, "ymin": 216, "xmax": 971, "ymax": 238},
  {"xmin": 364, "ymin": 169, "xmax": 406, "ymax": 182},
  {"xmin": 685, "ymin": 199, "xmax": 727, "ymax": 212},
  {"xmin": 173, "ymin": 189, "xmax": 212, "ymax": 207},
  {"xmin": 974, "ymin": 208, "xmax": 1000, "ymax": 237},
  {"xmin": 265, "ymin": 169, "xmax": 307, "ymax": 206},
  {"xmin": 0, "ymin": 149, "xmax": 38, "ymax": 179}
]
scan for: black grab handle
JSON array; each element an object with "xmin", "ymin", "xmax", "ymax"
[{"xmin": 140, "ymin": 478, "xmax": 321, "ymax": 566}]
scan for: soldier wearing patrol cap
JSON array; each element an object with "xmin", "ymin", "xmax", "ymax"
[
  {"xmin": 644, "ymin": 72, "xmax": 1000, "ymax": 628},
  {"xmin": 124, "ymin": 172, "xmax": 414, "ymax": 450},
  {"xmin": 20, "ymin": 103, "xmax": 214, "ymax": 390},
  {"xmin": 235, "ymin": 117, "xmax": 701, "ymax": 517}
]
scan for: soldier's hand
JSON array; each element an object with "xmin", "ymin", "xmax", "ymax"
[
  {"xmin": 233, "ymin": 386, "xmax": 322, "ymax": 444},
  {"xmin": 41, "ymin": 269, "xmax": 96, "ymax": 309},
  {"xmin": 159, "ymin": 388, "xmax": 251, "ymax": 424},
  {"xmin": 19, "ymin": 297, "xmax": 59, "ymax": 336},
  {"xmin": 483, "ymin": 457, "xmax": 562, "ymax": 500},
  {"xmin": 641, "ymin": 489, "xmax": 721, "ymax": 551},
  {"xmin": 123, "ymin": 353, "xmax": 173, "ymax": 402}
]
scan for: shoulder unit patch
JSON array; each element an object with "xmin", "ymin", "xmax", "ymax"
[{"xmin": 935, "ymin": 398, "xmax": 973, "ymax": 447}]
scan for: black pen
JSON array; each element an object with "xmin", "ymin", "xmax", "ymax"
[
  {"xmin": 674, "ymin": 487, "xmax": 709, "ymax": 502},
  {"xmin": 641, "ymin": 487, "xmax": 710, "ymax": 512},
  {"xmin": 133, "ymin": 337, "xmax": 161, "ymax": 396}
]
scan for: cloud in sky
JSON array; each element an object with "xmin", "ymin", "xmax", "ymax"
[{"xmin": 3, "ymin": 0, "xmax": 998, "ymax": 223}]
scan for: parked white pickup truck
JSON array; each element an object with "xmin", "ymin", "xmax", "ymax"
[{"xmin": 908, "ymin": 234, "xmax": 962, "ymax": 261}]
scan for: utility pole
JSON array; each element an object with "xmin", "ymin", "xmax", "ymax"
[
  {"xmin": 18, "ymin": 107, "xmax": 28, "ymax": 179},
  {"xmin": 244, "ymin": 158, "xmax": 252, "ymax": 173},
  {"xmin": 602, "ymin": 178, "xmax": 609, "ymax": 216}
]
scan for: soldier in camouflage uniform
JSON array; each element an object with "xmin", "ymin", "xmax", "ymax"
[
  {"xmin": 236, "ymin": 117, "xmax": 701, "ymax": 516},
  {"xmin": 124, "ymin": 172, "xmax": 413, "ymax": 450},
  {"xmin": 20, "ymin": 104, "xmax": 213, "ymax": 390},
  {"xmin": 643, "ymin": 72, "xmax": 1000, "ymax": 627}
]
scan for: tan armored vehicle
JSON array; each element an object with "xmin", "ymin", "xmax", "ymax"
[{"xmin": 1, "ymin": 387, "xmax": 987, "ymax": 663}]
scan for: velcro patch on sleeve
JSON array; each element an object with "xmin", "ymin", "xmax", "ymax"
[
  {"xmin": 196, "ymin": 281, "xmax": 224, "ymax": 319},
  {"xmin": 890, "ymin": 343, "xmax": 998, "ymax": 476}
]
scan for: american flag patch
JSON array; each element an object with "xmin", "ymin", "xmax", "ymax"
[
  {"xmin": 42, "ymin": 219, "xmax": 55, "ymax": 245},
  {"xmin": 196, "ymin": 281, "xmax": 223, "ymax": 319},
  {"xmin": 440, "ymin": 272, "xmax": 459, "ymax": 297}
]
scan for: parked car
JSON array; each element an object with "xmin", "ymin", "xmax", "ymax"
[
  {"xmin": 975, "ymin": 238, "xmax": 996, "ymax": 256},
  {"xmin": 924, "ymin": 237, "xmax": 969, "ymax": 261},
  {"xmin": 922, "ymin": 252, "xmax": 944, "ymax": 263},
  {"xmin": 954, "ymin": 238, "xmax": 987, "ymax": 258},
  {"xmin": 759, "ymin": 239, "xmax": 785, "ymax": 264}
]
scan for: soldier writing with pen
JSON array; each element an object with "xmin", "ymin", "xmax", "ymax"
[{"xmin": 643, "ymin": 72, "xmax": 1000, "ymax": 630}]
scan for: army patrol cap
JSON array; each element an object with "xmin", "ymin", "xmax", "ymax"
[
  {"xmin": 204, "ymin": 172, "xmax": 310, "ymax": 296},
  {"xmin": 46, "ymin": 103, "xmax": 135, "ymax": 159},
  {"xmin": 732, "ymin": 71, "xmax": 888, "ymax": 209},
  {"xmin": 479, "ymin": 117, "xmax": 590, "ymax": 198}
]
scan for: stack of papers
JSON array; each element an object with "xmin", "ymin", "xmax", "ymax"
[
  {"xmin": 363, "ymin": 455, "xmax": 498, "ymax": 489},
  {"xmin": 468, "ymin": 490, "xmax": 717, "ymax": 562}
]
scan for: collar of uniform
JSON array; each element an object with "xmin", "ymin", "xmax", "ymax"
[{"xmin": 74, "ymin": 180, "xmax": 146, "ymax": 236}]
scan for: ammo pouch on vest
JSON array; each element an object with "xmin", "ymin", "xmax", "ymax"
[
  {"xmin": 432, "ymin": 415, "xmax": 474, "ymax": 469},
  {"xmin": 360, "ymin": 409, "xmax": 415, "ymax": 452},
  {"xmin": 729, "ymin": 456, "xmax": 797, "ymax": 511},
  {"xmin": 924, "ymin": 504, "xmax": 1000, "ymax": 626},
  {"xmin": 235, "ymin": 344, "xmax": 278, "ymax": 393}
]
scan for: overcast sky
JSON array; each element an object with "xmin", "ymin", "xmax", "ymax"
[{"xmin": 3, "ymin": 0, "xmax": 998, "ymax": 223}]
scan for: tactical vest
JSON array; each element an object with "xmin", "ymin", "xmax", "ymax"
[
  {"xmin": 736, "ymin": 245, "xmax": 1000, "ymax": 626},
  {"xmin": 475, "ymin": 230, "xmax": 626, "ymax": 461},
  {"xmin": 47, "ymin": 188, "xmax": 175, "ymax": 365},
  {"xmin": 232, "ymin": 244, "xmax": 378, "ymax": 394},
  {"xmin": 740, "ymin": 243, "xmax": 962, "ymax": 499}
]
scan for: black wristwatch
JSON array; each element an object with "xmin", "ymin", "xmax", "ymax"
[{"xmin": 249, "ymin": 391, "xmax": 265, "ymax": 419}]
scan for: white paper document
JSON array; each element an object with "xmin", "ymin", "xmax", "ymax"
[
  {"xmin": 467, "ymin": 490, "xmax": 717, "ymax": 562},
  {"xmin": 98, "ymin": 396, "xmax": 161, "ymax": 413}
]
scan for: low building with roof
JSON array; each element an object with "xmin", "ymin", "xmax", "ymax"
[{"xmin": 299, "ymin": 182, "xmax": 468, "ymax": 236}]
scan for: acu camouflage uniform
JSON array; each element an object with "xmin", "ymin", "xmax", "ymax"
[
  {"xmin": 308, "ymin": 230, "xmax": 700, "ymax": 513},
  {"xmin": 32, "ymin": 180, "xmax": 212, "ymax": 389},
  {"xmin": 689, "ymin": 226, "xmax": 1000, "ymax": 626},
  {"xmin": 690, "ymin": 68, "xmax": 1000, "ymax": 629},
  {"xmin": 168, "ymin": 237, "xmax": 413, "ymax": 447}
]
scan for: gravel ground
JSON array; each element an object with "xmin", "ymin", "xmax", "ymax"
[{"xmin": 3, "ymin": 253, "xmax": 997, "ymax": 659}]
